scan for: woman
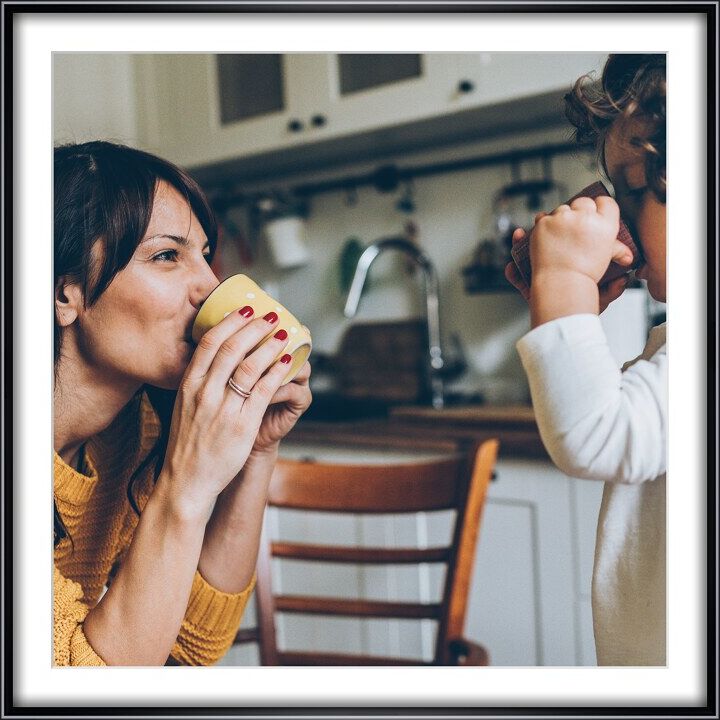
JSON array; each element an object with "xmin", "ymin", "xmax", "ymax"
[{"xmin": 53, "ymin": 141, "xmax": 312, "ymax": 666}]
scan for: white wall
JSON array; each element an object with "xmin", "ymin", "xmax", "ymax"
[
  {"xmin": 53, "ymin": 53, "xmax": 139, "ymax": 145},
  {"xmin": 216, "ymin": 126, "xmax": 651, "ymax": 404}
]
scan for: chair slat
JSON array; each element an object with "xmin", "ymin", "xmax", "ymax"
[
  {"xmin": 269, "ymin": 457, "xmax": 464, "ymax": 512},
  {"xmin": 277, "ymin": 651, "xmax": 430, "ymax": 666},
  {"xmin": 275, "ymin": 595, "xmax": 442, "ymax": 619},
  {"xmin": 271, "ymin": 542, "xmax": 450, "ymax": 564},
  {"xmin": 239, "ymin": 440, "xmax": 499, "ymax": 666}
]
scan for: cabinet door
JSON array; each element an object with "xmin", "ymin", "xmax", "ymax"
[
  {"xmin": 464, "ymin": 459, "xmax": 578, "ymax": 665},
  {"xmin": 451, "ymin": 52, "xmax": 608, "ymax": 108},
  {"xmin": 302, "ymin": 53, "xmax": 457, "ymax": 140},
  {"xmin": 135, "ymin": 53, "xmax": 324, "ymax": 169}
]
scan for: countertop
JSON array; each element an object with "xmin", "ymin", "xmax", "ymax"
[{"xmin": 286, "ymin": 404, "xmax": 548, "ymax": 459}]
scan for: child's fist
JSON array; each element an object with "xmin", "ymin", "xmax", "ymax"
[{"xmin": 529, "ymin": 195, "xmax": 633, "ymax": 284}]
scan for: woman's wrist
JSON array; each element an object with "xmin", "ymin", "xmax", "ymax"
[
  {"xmin": 530, "ymin": 269, "xmax": 599, "ymax": 328},
  {"xmin": 152, "ymin": 470, "xmax": 215, "ymax": 528},
  {"xmin": 247, "ymin": 442, "xmax": 280, "ymax": 467}
]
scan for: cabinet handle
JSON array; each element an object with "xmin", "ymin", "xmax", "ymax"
[
  {"xmin": 311, "ymin": 114, "xmax": 327, "ymax": 128},
  {"xmin": 491, "ymin": 470, "xmax": 498, "ymax": 482},
  {"xmin": 287, "ymin": 119, "xmax": 304, "ymax": 133},
  {"xmin": 458, "ymin": 79, "xmax": 475, "ymax": 94}
]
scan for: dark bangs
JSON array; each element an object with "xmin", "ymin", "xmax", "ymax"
[{"xmin": 54, "ymin": 141, "xmax": 218, "ymax": 309}]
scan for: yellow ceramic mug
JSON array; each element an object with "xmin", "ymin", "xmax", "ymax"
[{"xmin": 191, "ymin": 274, "xmax": 312, "ymax": 385}]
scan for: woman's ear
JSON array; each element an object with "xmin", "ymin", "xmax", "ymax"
[{"xmin": 55, "ymin": 277, "xmax": 84, "ymax": 328}]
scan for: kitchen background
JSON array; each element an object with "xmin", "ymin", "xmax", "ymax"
[{"xmin": 54, "ymin": 52, "xmax": 666, "ymax": 666}]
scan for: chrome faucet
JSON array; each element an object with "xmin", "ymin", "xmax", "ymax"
[{"xmin": 343, "ymin": 236, "xmax": 445, "ymax": 409}]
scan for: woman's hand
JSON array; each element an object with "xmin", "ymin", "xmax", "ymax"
[
  {"xmin": 250, "ymin": 360, "xmax": 312, "ymax": 457},
  {"xmin": 505, "ymin": 210, "xmax": 632, "ymax": 314},
  {"xmin": 197, "ymin": 358, "xmax": 311, "ymax": 594},
  {"xmin": 158, "ymin": 310, "xmax": 293, "ymax": 518}
]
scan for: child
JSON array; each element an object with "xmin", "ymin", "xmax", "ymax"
[{"xmin": 505, "ymin": 54, "xmax": 667, "ymax": 665}]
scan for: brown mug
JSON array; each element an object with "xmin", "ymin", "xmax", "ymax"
[{"xmin": 510, "ymin": 181, "xmax": 642, "ymax": 287}]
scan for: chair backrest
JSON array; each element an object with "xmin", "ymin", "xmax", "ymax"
[{"xmin": 235, "ymin": 438, "xmax": 499, "ymax": 665}]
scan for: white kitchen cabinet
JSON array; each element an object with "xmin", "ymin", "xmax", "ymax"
[
  {"xmin": 466, "ymin": 459, "xmax": 604, "ymax": 666},
  {"xmin": 135, "ymin": 52, "xmax": 608, "ymax": 172},
  {"xmin": 450, "ymin": 53, "xmax": 608, "ymax": 110},
  {"xmin": 219, "ymin": 443, "xmax": 604, "ymax": 667},
  {"xmin": 135, "ymin": 53, "xmax": 317, "ymax": 170},
  {"xmin": 453, "ymin": 52, "xmax": 607, "ymax": 106},
  {"xmin": 135, "ymin": 53, "xmax": 457, "ymax": 170}
]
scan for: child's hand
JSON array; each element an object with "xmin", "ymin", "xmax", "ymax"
[
  {"xmin": 597, "ymin": 274, "xmax": 631, "ymax": 313},
  {"xmin": 530, "ymin": 196, "xmax": 634, "ymax": 284},
  {"xmin": 504, "ymin": 232, "xmax": 530, "ymax": 301},
  {"xmin": 506, "ymin": 223, "xmax": 631, "ymax": 314}
]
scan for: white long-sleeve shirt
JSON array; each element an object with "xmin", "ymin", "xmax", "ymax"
[{"xmin": 517, "ymin": 314, "xmax": 667, "ymax": 666}]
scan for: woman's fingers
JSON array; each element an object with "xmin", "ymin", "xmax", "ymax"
[
  {"xmin": 222, "ymin": 328, "xmax": 291, "ymax": 406},
  {"xmin": 266, "ymin": 362, "xmax": 312, "ymax": 405},
  {"xmin": 241, "ymin": 354, "xmax": 294, "ymax": 415},
  {"xmin": 204, "ymin": 314, "xmax": 282, "ymax": 387},
  {"xmin": 183, "ymin": 305, "xmax": 257, "ymax": 382}
]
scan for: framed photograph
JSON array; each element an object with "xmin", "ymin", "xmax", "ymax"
[{"xmin": 3, "ymin": 1, "xmax": 715, "ymax": 716}]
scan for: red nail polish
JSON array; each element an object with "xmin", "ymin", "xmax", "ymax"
[
  {"xmin": 274, "ymin": 329, "xmax": 288, "ymax": 341},
  {"xmin": 238, "ymin": 305, "xmax": 254, "ymax": 318},
  {"xmin": 263, "ymin": 312, "xmax": 278, "ymax": 324},
  {"xmin": 280, "ymin": 353, "xmax": 292, "ymax": 364}
]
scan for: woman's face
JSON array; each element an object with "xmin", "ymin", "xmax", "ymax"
[
  {"xmin": 604, "ymin": 118, "xmax": 667, "ymax": 303},
  {"xmin": 74, "ymin": 181, "xmax": 219, "ymax": 390}
]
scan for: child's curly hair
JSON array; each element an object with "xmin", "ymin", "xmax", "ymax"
[{"xmin": 564, "ymin": 54, "xmax": 666, "ymax": 203}]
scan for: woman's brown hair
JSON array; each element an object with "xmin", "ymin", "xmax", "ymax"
[
  {"xmin": 53, "ymin": 141, "xmax": 218, "ymax": 546},
  {"xmin": 564, "ymin": 53, "xmax": 666, "ymax": 203}
]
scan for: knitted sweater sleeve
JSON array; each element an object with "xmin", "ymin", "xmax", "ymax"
[
  {"xmin": 169, "ymin": 571, "xmax": 256, "ymax": 665},
  {"xmin": 53, "ymin": 566, "xmax": 106, "ymax": 666}
]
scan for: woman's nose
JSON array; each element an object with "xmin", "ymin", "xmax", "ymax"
[{"xmin": 191, "ymin": 262, "xmax": 220, "ymax": 310}]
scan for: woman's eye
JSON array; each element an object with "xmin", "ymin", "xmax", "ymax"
[{"xmin": 152, "ymin": 249, "xmax": 179, "ymax": 262}]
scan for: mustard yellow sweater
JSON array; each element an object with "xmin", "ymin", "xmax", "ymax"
[{"xmin": 54, "ymin": 393, "xmax": 255, "ymax": 666}]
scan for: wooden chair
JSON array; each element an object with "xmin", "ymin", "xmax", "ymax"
[{"xmin": 234, "ymin": 438, "xmax": 499, "ymax": 666}]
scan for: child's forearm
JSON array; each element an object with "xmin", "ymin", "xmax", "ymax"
[{"xmin": 529, "ymin": 270, "xmax": 600, "ymax": 328}]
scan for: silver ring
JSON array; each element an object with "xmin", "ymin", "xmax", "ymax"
[{"xmin": 227, "ymin": 377, "xmax": 251, "ymax": 398}]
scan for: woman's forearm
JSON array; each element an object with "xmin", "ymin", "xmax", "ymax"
[
  {"xmin": 197, "ymin": 446, "xmax": 278, "ymax": 593},
  {"xmin": 82, "ymin": 482, "xmax": 210, "ymax": 665}
]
